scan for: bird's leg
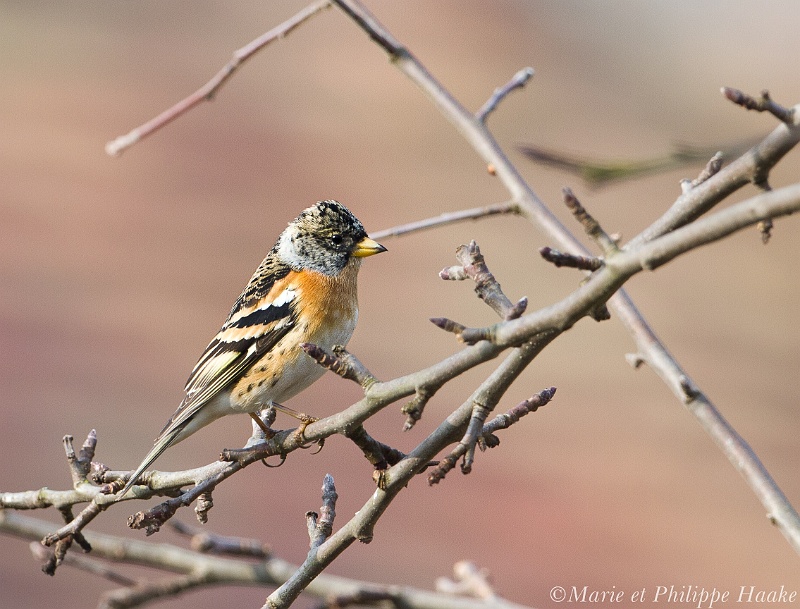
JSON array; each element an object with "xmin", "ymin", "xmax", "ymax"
[
  {"xmin": 249, "ymin": 413, "xmax": 277, "ymax": 439},
  {"xmin": 270, "ymin": 402, "xmax": 321, "ymax": 449},
  {"xmin": 270, "ymin": 402, "xmax": 318, "ymax": 427}
]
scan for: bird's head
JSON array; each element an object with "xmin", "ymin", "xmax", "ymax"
[{"xmin": 277, "ymin": 200, "xmax": 386, "ymax": 275}]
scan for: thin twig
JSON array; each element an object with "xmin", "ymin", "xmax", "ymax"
[
  {"xmin": 369, "ymin": 201, "xmax": 518, "ymax": 240},
  {"xmin": 105, "ymin": 0, "xmax": 332, "ymax": 156},
  {"xmin": 301, "ymin": 344, "xmax": 377, "ymax": 388},
  {"xmin": 307, "ymin": 475, "xmax": 337, "ymax": 550},
  {"xmin": 29, "ymin": 542, "xmax": 137, "ymax": 586},
  {"xmin": 401, "ymin": 384, "xmax": 440, "ymax": 430},
  {"xmin": 722, "ymin": 87, "xmax": 795, "ymax": 124},
  {"xmin": 475, "ymin": 67, "xmax": 534, "ymax": 123},
  {"xmin": 429, "ymin": 385, "xmax": 556, "ymax": 485},
  {"xmin": 480, "ymin": 388, "xmax": 557, "ymax": 440},
  {"xmin": 439, "ymin": 241, "xmax": 527, "ymax": 320},
  {"xmin": 539, "ymin": 246, "xmax": 603, "ymax": 271},
  {"xmin": 561, "ymin": 187, "xmax": 618, "ymax": 254},
  {"xmin": 343, "ymin": 424, "xmax": 408, "ymax": 476},
  {"xmin": 171, "ymin": 520, "xmax": 272, "ymax": 557},
  {"xmin": 42, "ymin": 500, "xmax": 105, "ymax": 547}
]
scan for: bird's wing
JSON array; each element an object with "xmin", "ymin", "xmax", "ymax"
[
  {"xmin": 164, "ymin": 281, "xmax": 299, "ymax": 434},
  {"xmin": 117, "ymin": 280, "xmax": 298, "ymax": 499}
]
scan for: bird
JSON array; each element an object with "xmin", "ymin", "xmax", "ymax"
[{"xmin": 118, "ymin": 200, "xmax": 386, "ymax": 499}]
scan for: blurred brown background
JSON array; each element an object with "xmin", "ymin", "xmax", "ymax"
[{"xmin": 2, "ymin": 1, "xmax": 800, "ymax": 607}]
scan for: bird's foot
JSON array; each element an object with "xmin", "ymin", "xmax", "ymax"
[{"xmin": 293, "ymin": 413, "xmax": 323, "ymax": 451}]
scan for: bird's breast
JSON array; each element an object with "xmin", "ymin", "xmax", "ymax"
[{"xmin": 230, "ymin": 263, "xmax": 361, "ymax": 411}]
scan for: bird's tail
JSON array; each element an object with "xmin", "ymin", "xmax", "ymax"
[{"xmin": 116, "ymin": 426, "xmax": 183, "ymax": 500}]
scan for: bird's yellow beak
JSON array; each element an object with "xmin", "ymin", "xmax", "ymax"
[{"xmin": 352, "ymin": 236, "xmax": 387, "ymax": 257}]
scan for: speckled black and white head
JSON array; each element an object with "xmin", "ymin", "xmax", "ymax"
[{"xmin": 277, "ymin": 200, "xmax": 386, "ymax": 275}]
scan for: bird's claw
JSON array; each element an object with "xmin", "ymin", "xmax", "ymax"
[{"xmin": 291, "ymin": 414, "xmax": 326, "ymax": 454}]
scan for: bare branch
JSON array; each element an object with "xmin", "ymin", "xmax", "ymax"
[
  {"xmin": 100, "ymin": 572, "xmax": 218, "ymax": 608},
  {"xmin": 171, "ymin": 520, "xmax": 272, "ymax": 558},
  {"xmin": 62, "ymin": 430, "xmax": 98, "ymax": 489},
  {"xmin": 622, "ymin": 183, "xmax": 800, "ymax": 272},
  {"xmin": 428, "ymin": 339, "xmax": 557, "ymax": 486},
  {"xmin": 311, "ymin": 588, "xmax": 400, "ymax": 609},
  {"xmin": 343, "ymin": 424, "xmax": 409, "ymax": 478},
  {"xmin": 479, "ymin": 387, "xmax": 557, "ymax": 442},
  {"xmin": 458, "ymin": 183, "xmax": 800, "ymax": 351},
  {"xmin": 330, "ymin": 0, "xmax": 800, "ymax": 555},
  {"xmin": 475, "ymin": 67, "xmax": 535, "ymax": 123},
  {"xmin": 1, "ymin": 509, "xmax": 538, "ymax": 609},
  {"xmin": 681, "ymin": 151, "xmax": 724, "ymax": 193},
  {"xmin": 632, "ymin": 106, "xmax": 800, "ymax": 246},
  {"xmin": 30, "ymin": 542, "xmax": 137, "ymax": 586},
  {"xmin": 105, "ymin": 0, "xmax": 332, "ymax": 156},
  {"xmin": 329, "ymin": 0, "xmax": 404, "ymax": 56},
  {"xmin": 561, "ymin": 187, "xmax": 618, "ymax": 254},
  {"xmin": 301, "ymin": 343, "xmax": 377, "ymax": 388},
  {"xmin": 370, "ymin": 201, "xmax": 518, "ymax": 241},
  {"xmin": 126, "ymin": 460, "xmax": 244, "ymax": 535},
  {"xmin": 439, "ymin": 241, "xmax": 527, "ymax": 321},
  {"xmin": 429, "ymin": 385, "xmax": 556, "ymax": 484},
  {"xmin": 306, "ymin": 475, "xmax": 337, "ymax": 550},
  {"xmin": 42, "ymin": 501, "xmax": 105, "ymax": 548},
  {"xmin": 539, "ymin": 246, "xmax": 603, "ymax": 271},
  {"xmin": 722, "ymin": 87, "xmax": 795, "ymax": 123},
  {"xmin": 264, "ymin": 342, "xmax": 557, "ymax": 608},
  {"xmin": 401, "ymin": 384, "xmax": 440, "ymax": 430}
]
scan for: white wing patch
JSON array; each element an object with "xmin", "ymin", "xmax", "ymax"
[{"xmin": 226, "ymin": 285, "xmax": 296, "ymax": 327}]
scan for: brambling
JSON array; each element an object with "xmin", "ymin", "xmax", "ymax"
[{"xmin": 119, "ymin": 200, "xmax": 385, "ymax": 498}]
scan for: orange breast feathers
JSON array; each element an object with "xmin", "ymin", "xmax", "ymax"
[
  {"xmin": 228, "ymin": 261, "xmax": 361, "ymax": 410},
  {"xmin": 291, "ymin": 260, "xmax": 360, "ymax": 341}
]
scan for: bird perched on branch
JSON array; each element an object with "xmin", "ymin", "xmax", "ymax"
[{"xmin": 119, "ymin": 200, "xmax": 386, "ymax": 499}]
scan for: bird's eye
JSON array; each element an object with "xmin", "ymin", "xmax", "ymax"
[{"xmin": 331, "ymin": 235, "xmax": 343, "ymax": 245}]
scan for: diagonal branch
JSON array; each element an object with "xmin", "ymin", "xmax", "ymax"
[
  {"xmin": 450, "ymin": 184, "xmax": 800, "ymax": 349},
  {"xmin": 632, "ymin": 98, "xmax": 800, "ymax": 246},
  {"xmin": 475, "ymin": 67, "xmax": 535, "ymax": 123},
  {"xmin": 331, "ymin": 0, "xmax": 800, "ymax": 556},
  {"xmin": 264, "ymin": 339, "xmax": 558, "ymax": 609},
  {"xmin": 105, "ymin": 0, "xmax": 332, "ymax": 156}
]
